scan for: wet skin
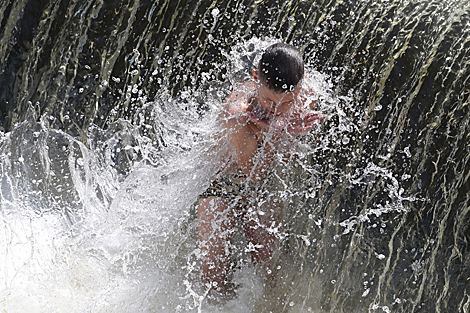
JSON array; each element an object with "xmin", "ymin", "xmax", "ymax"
[{"xmin": 197, "ymin": 71, "xmax": 322, "ymax": 295}]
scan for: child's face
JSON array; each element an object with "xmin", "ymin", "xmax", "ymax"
[
  {"xmin": 252, "ymin": 69, "xmax": 301, "ymax": 117},
  {"xmin": 256, "ymin": 81, "xmax": 301, "ymax": 116}
]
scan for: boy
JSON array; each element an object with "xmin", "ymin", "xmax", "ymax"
[{"xmin": 197, "ymin": 42, "xmax": 321, "ymax": 299}]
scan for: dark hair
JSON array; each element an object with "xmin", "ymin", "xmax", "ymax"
[{"xmin": 257, "ymin": 42, "xmax": 304, "ymax": 93}]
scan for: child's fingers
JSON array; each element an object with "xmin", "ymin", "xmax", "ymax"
[{"xmin": 284, "ymin": 112, "xmax": 322, "ymax": 135}]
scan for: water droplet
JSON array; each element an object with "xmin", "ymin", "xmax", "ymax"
[
  {"xmin": 362, "ymin": 288, "xmax": 370, "ymax": 297},
  {"xmin": 404, "ymin": 146, "xmax": 412, "ymax": 157}
]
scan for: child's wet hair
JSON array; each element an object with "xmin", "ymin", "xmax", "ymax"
[{"xmin": 257, "ymin": 42, "xmax": 304, "ymax": 93}]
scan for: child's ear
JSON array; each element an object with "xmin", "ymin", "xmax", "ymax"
[{"xmin": 252, "ymin": 69, "xmax": 258, "ymax": 80}]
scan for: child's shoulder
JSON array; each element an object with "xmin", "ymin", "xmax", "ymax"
[
  {"xmin": 224, "ymin": 103, "xmax": 244, "ymax": 116},
  {"xmin": 222, "ymin": 81, "xmax": 257, "ymax": 118},
  {"xmin": 225, "ymin": 81, "xmax": 256, "ymax": 105},
  {"xmin": 221, "ymin": 103, "xmax": 250, "ymax": 129}
]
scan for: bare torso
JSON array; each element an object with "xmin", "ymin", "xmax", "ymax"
[{"xmin": 217, "ymin": 79, "xmax": 321, "ymax": 180}]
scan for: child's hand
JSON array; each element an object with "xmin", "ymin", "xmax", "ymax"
[
  {"xmin": 288, "ymin": 111, "xmax": 323, "ymax": 135},
  {"xmin": 273, "ymin": 110, "xmax": 322, "ymax": 135}
]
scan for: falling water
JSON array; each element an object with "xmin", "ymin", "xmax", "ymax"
[{"xmin": 1, "ymin": 0, "xmax": 470, "ymax": 312}]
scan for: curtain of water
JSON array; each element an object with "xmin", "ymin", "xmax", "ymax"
[{"xmin": 1, "ymin": 0, "xmax": 470, "ymax": 312}]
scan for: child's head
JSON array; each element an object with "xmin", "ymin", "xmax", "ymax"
[{"xmin": 257, "ymin": 43, "xmax": 304, "ymax": 93}]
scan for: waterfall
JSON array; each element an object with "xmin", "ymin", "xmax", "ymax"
[{"xmin": 1, "ymin": 0, "xmax": 470, "ymax": 312}]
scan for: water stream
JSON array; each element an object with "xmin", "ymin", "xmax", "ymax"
[{"xmin": 1, "ymin": 0, "xmax": 470, "ymax": 312}]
